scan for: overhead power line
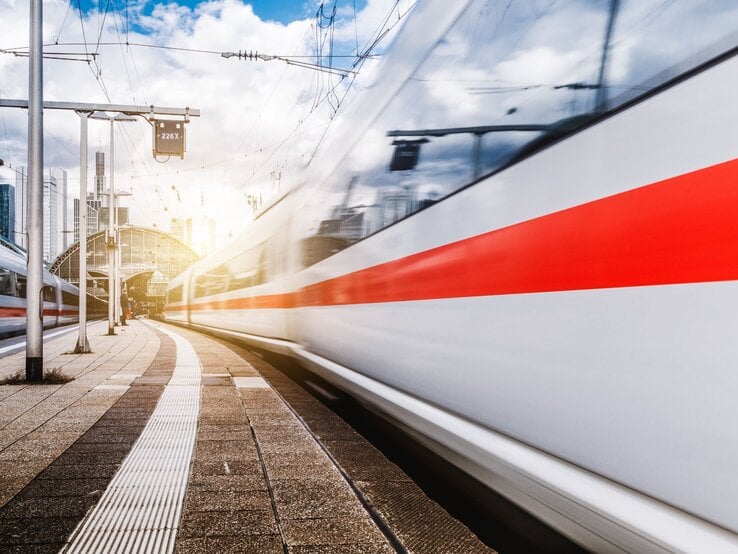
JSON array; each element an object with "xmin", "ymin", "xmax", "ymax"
[
  {"xmin": 2, "ymin": 50, "xmax": 98, "ymax": 63},
  {"xmin": 0, "ymin": 42, "xmax": 372, "ymax": 76},
  {"xmin": 1, "ymin": 42, "xmax": 367, "ymax": 59},
  {"xmin": 220, "ymin": 50, "xmax": 357, "ymax": 77}
]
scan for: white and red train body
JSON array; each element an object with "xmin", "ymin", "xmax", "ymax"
[
  {"xmin": 165, "ymin": 1, "xmax": 738, "ymax": 550},
  {"xmin": 0, "ymin": 244, "xmax": 80, "ymax": 336}
]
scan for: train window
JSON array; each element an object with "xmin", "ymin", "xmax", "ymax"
[
  {"xmin": 194, "ymin": 264, "xmax": 230, "ymax": 298},
  {"xmin": 62, "ymin": 291, "xmax": 78, "ymax": 305},
  {"xmin": 15, "ymin": 275, "xmax": 26, "ymax": 299},
  {"xmin": 168, "ymin": 285, "xmax": 183, "ymax": 304},
  {"xmin": 226, "ymin": 243, "xmax": 267, "ymax": 292},
  {"xmin": 604, "ymin": 1, "xmax": 738, "ymax": 110},
  {"xmin": 193, "ymin": 243, "xmax": 268, "ymax": 298},
  {"xmin": 299, "ymin": 0, "xmax": 738, "ymax": 268},
  {"xmin": 0, "ymin": 269, "xmax": 12, "ymax": 296},
  {"xmin": 43, "ymin": 286, "xmax": 56, "ymax": 303}
]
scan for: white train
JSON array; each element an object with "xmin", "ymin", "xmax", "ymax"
[
  {"xmin": 165, "ymin": 1, "xmax": 738, "ymax": 551},
  {"xmin": 0, "ymin": 242, "xmax": 81, "ymax": 336}
]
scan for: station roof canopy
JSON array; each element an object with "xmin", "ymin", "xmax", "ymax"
[{"xmin": 50, "ymin": 226, "xmax": 199, "ymax": 289}]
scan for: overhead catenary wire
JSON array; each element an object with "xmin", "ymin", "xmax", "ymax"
[
  {"xmin": 94, "ymin": 0, "xmax": 112, "ymax": 55},
  {"xmin": 241, "ymin": 0, "xmax": 417, "ymax": 186},
  {"xmin": 53, "ymin": 1, "xmax": 73, "ymax": 44},
  {"xmin": 50, "ymin": 133, "xmax": 80, "ymax": 161},
  {"xmin": 0, "ymin": 41, "xmax": 373, "ymax": 78},
  {"xmin": 3, "ymin": 51, "xmax": 99, "ymax": 63},
  {"xmin": 75, "ymin": 0, "xmax": 90, "ymax": 61},
  {"xmin": 218, "ymin": 15, "xmax": 317, "ymax": 186},
  {"xmin": 110, "ymin": 8, "xmax": 140, "ymax": 105},
  {"xmin": 305, "ymin": 0, "xmax": 418, "ymax": 163},
  {"xmin": 72, "ymin": 2, "xmax": 114, "ymax": 102},
  {"xmin": 353, "ymin": 0, "xmax": 360, "ymax": 56},
  {"xmin": 1, "ymin": 41, "xmax": 367, "ymax": 59}
]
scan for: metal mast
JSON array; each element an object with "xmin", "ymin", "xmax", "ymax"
[{"xmin": 26, "ymin": 0, "xmax": 44, "ymax": 380}]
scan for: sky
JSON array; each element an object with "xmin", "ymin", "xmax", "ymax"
[
  {"xmin": 73, "ymin": 0, "xmax": 366, "ymax": 25},
  {"xmin": 0, "ymin": 0, "xmax": 410, "ymax": 253}
]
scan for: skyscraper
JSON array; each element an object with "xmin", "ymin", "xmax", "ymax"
[
  {"xmin": 14, "ymin": 166, "xmax": 26, "ymax": 249},
  {"xmin": 43, "ymin": 174, "xmax": 58, "ymax": 262},
  {"xmin": 208, "ymin": 218, "xmax": 216, "ymax": 255},
  {"xmin": 74, "ymin": 197, "xmax": 100, "ymax": 243},
  {"xmin": 51, "ymin": 169, "xmax": 69, "ymax": 250},
  {"xmin": 0, "ymin": 183, "xmax": 15, "ymax": 243},
  {"xmin": 96, "ymin": 151, "xmax": 105, "ymax": 199},
  {"xmin": 170, "ymin": 218, "xmax": 185, "ymax": 242}
]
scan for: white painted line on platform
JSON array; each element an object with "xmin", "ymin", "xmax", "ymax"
[
  {"xmin": 107, "ymin": 374, "xmax": 140, "ymax": 385},
  {"xmin": 64, "ymin": 326, "xmax": 202, "ymax": 554},
  {"xmin": 233, "ymin": 376, "xmax": 270, "ymax": 389},
  {"xmin": 94, "ymin": 384, "xmax": 130, "ymax": 391}
]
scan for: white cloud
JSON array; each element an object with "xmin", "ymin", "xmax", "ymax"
[{"xmin": 0, "ymin": 0, "xmax": 413, "ymax": 249}]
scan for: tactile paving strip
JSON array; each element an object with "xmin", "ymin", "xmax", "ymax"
[{"xmin": 64, "ymin": 326, "xmax": 201, "ymax": 554}]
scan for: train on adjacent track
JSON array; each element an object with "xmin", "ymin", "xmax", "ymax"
[
  {"xmin": 165, "ymin": 1, "xmax": 738, "ymax": 551},
  {"xmin": 0, "ymin": 243, "xmax": 101, "ymax": 337}
]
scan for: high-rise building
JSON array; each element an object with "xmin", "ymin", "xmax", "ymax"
[
  {"xmin": 208, "ymin": 218, "xmax": 216, "ymax": 255},
  {"xmin": 0, "ymin": 183, "xmax": 15, "ymax": 243},
  {"xmin": 74, "ymin": 196, "xmax": 100, "ymax": 243},
  {"xmin": 43, "ymin": 174, "xmax": 58, "ymax": 262},
  {"xmin": 14, "ymin": 166, "xmax": 26, "ymax": 249},
  {"xmin": 170, "ymin": 218, "xmax": 185, "ymax": 242},
  {"xmin": 51, "ymin": 169, "xmax": 69, "ymax": 250},
  {"xmin": 95, "ymin": 151, "xmax": 105, "ymax": 199}
]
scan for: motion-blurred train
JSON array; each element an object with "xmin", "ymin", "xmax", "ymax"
[
  {"xmin": 0, "ymin": 242, "xmax": 101, "ymax": 337},
  {"xmin": 165, "ymin": 1, "xmax": 738, "ymax": 550}
]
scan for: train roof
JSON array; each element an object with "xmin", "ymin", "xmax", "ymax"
[{"xmin": 0, "ymin": 243, "xmax": 79, "ymax": 292}]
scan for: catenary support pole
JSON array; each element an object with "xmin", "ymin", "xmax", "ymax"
[
  {"xmin": 111, "ymin": 120, "xmax": 120, "ymax": 327},
  {"xmin": 75, "ymin": 112, "xmax": 91, "ymax": 353},
  {"xmin": 107, "ymin": 119, "xmax": 115, "ymax": 336},
  {"xmin": 26, "ymin": 0, "xmax": 44, "ymax": 381}
]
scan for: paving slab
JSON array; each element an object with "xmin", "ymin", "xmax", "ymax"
[
  {"xmin": 0, "ymin": 320, "xmax": 492, "ymax": 553},
  {"xmin": 0, "ymin": 320, "xmax": 160, "ymax": 509},
  {"xmin": 0, "ymin": 320, "xmax": 170, "ymax": 549},
  {"xmin": 169, "ymin": 323, "xmax": 492, "ymax": 554}
]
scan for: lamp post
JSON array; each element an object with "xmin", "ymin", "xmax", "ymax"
[
  {"xmin": 89, "ymin": 112, "xmax": 136, "ymax": 335},
  {"xmin": 74, "ymin": 111, "xmax": 91, "ymax": 353}
]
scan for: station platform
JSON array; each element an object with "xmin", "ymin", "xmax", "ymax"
[{"xmin": 0, "ymin": 319, "xmax": 492, "ymax": 553}]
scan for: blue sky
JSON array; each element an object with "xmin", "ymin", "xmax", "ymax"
[{"xmin": 77, "ymin": 1, "xmax": 368, "ymax": 25}]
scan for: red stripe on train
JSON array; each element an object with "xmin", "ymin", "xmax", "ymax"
[
  {"xmin": 188, "ymin": 157, "xmax": 738, "ymax": 310},
  {"xmin": 0, "ymin": 308, "xmax": 80, "ymax": 318},
  {"xmin": 188, "ymin": 292, "xmax": 295, "ymax": 312},
  {"xmin": 0, "ymin": 307, "xmax": 27, "ymax": 317}
]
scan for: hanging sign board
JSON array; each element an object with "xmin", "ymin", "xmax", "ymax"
[{"xmin": 153, "ymin": 119, "xmax": 186, "ymax": 158}]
